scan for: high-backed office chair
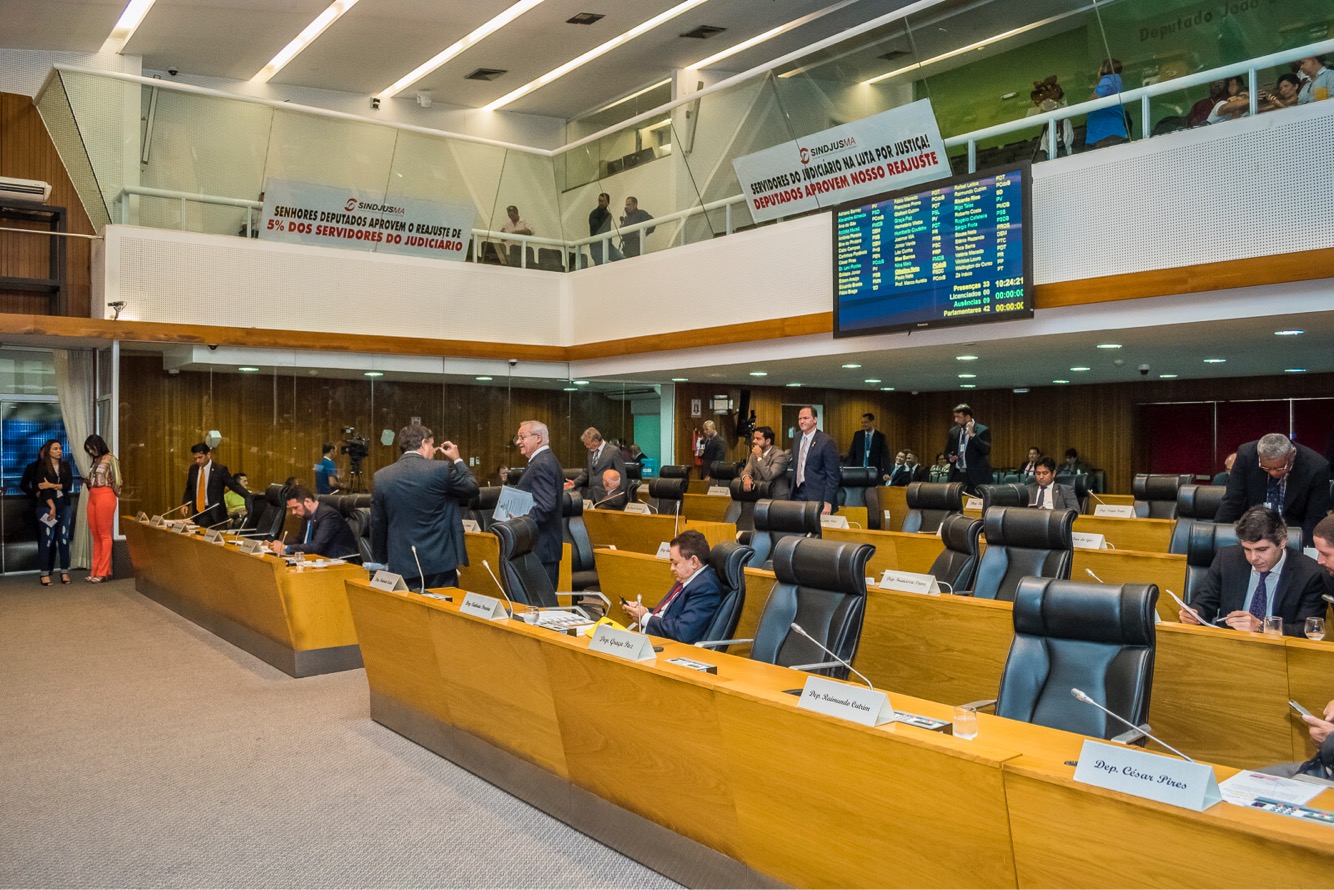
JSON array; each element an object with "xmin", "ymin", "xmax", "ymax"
[
  {"xmin": 901, "ymin": 481, "xmax": 964, "ymax": 534},
  {"xmin": 967, "ymin": 506, "xmax": 1075, "ymax": 601},
  {"xmin": 251, "ymin": 483, "xmax": 289, "ymax": 540},
  {"xmin": 978, "ymin": 482, "xmax": 1028, "ymax": 513},
  {"xmin": 1168, "ymin": 484, "xmax": 1226, "ymax": 553},
  {"xmin": 473, "ymin": 486, "xmax": 502, "ymax": 531},
  {"xmin": 647, "ymin": 477, "xmax": 688, "ymax": 515},
  {"xmin": 1055, "ymin": 473, "xmax": 1091, "ymax": 512},
  {"xmin": 338, "ymin": 495, "xmax": 374, "ymax": 564},
  {"xmin": 927, "ymin": 514, "xmax": 983, "ymax": 593},
  {"xmin": 865, "ymin": 485, "xmax": 884, "ymax": 530},
  {"xmin": 492, "ymin": 516, "xmax": 560, "ymax": 608},
  {"xmin": 1132, "ymin": 474, "xmax": 1191, "ymax": 519},
  {"xmin": 658, "ymin": 465, "xmax": 691, "ymax": 480},
  {"xmin": 535, "ymin": 247, "xmax": 565, "ymax": 271},
  {"xmin": 504, "ymin": 466, "xmax": 525, "ymax": 486},
  {"xmin": 838, "ymin": 466, "xmax": 878, "ymax": 508},
  {"xmin": 698, "ymin": 537, "xmax": 872, "ymax": 681},
  {"xmin": 1182, "ymin": 521, "xmax": 1304, "ymax": 603},
  {"xmin": 979, "ymin": 577, "xmax": 1158, "ymax": 741},
  {"xmin": 725, "ymin": 477, "xmax": 767, "ymax": 535},
  {"xmin": 696, "ymin": 541, "xmax": 753, "ymax": 649},
  {"xmin": 562, "ymin": 491, "xmax": 598, "ymax": 591},
  {"xmin": 708, "ymin": 460, "xmax": 738, "ymax": 481},
  {"xmin": 747, "ymin": 499, "xmax": 822, "ymax": 568}
]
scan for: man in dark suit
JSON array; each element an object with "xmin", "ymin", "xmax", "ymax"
[
  {"xmin": 1027, "ymin": 457, "xmax": 1080, "ymax": 512},
  {"xmin": 515, "ymin": 420, "xmax": 565, "ymax": 587},
  {"xmin": 590, "ymin": 468, "xmax": 628, "ymax": 511},
  {"xmin": 845, "ymin": 413, "xmax": 889, "ymax": 480},
  {"xmin": 791, "ymin": 405, "xmax": 840, "ymax": 514},
  {"xmin": 1019, "ymin": 446, "xmax": 1042, "ymax": 479},
  {"xmin": 1179, "ymin": 506, "xmax": 1326, "ymax": 636},
  {"xmin": 1211, "ymin": 451, "xmax": 1236, "ymax": 486},
  {"xmin": 944, "ymin": 403, "xmax": 992, "ymax": 495},
  {"xmin": 1215, "ymin": 434, "xmax": 1330, "ymax": 546},
  {"xmin": 699, "ymin": 420, "xmax": 728, "ymax": 480},
  {"xmin": 621, "ymin": 530, "xmax": 721, "ymax": 644},
  {"xmin": 740, "ymin": 426, "xmax": 790, "ymax": 499},
  {"xmin": 566, "ymin": 427, "xmax": 626, "ymax": 499},
  {"xmin": 267, "ymin": 485, "xmax": 358, "ymax": 561},
  {"xmin": 902, "ymin": 450, "xmax": 928, "ymax": 484},
  {"xmin": 182, "ymin": 442, "xmax": 252, "ymax": 528},
  {"xmin": 370, "ymin": 423, "xmax": 478, "ymax": 590},
  {"xmin": 885, "ymin": 450, "xmax": 915, "ymax": 486}
]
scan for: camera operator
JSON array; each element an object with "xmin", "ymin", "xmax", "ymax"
[{"xmin": 315, "ymin": 442, "xmax": 340, "ymax": 495}]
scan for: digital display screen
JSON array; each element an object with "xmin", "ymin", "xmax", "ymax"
[{"xmin": 833, "ymin": 164, "xmax": 1033, "ymax": 337}]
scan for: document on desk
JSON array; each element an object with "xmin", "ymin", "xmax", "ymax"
[
  {"xmin": 493, "ymin": 485, "xmax": 535, "ymax": 521},
  {"xmin": 1219, "ymin": 770, "xmax": 1326, "ymax": 807}
]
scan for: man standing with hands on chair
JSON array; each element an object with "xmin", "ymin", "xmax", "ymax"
[{"xmin": 621, "ymin": 530, "xmax": 721, "ymax": 644}]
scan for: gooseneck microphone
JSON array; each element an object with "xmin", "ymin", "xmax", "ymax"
[
  {"xmin": 481, "ymin": 560, "xmax": 517, "ymax": 618},
  {"xmin": 590, "ymin": 492, "xmax": 623, "ymax": 508},
  {"xmin": 789, "ymin": 623, "xmax": 874, "ymax": 689},
  {"xmin": 1085, "ymin": 568, "xmax": 1106, "ymax": 584},
  {"xmin": 1070, "ymin": 688, "xmax": 1193, "ymax": 761},
  {"xmin": 410, "ymin": 545, "xmax": 426, "ymax": 596}
]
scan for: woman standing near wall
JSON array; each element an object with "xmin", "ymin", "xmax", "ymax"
[
  {"xmin": 83, "ymin": 434, "xmax": 122, "ymax": 582},
  {"xmin": 21, "ymin": 439, "xmax": 73, "ymax": 586}
]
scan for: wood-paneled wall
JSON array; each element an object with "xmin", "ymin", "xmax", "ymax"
[
  {"xmin": 118, "ymin": 355, "xmax": 636, "ymax": 517},
  {"xmin": 0, "ymin": 92, "xmax": 94, "ymax": 317}
]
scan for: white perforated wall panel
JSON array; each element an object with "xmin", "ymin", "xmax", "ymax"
[{"xmin": 0, "ymin": 49, "xmax": 139, "ymax": 98}]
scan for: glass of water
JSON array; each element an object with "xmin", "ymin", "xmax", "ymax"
[
  {"xmin": 953, "ymin": 705, "xmax": 978, "ymax": 740},
  {"xmin": 1305, "ymin": 617, "xmax": 1326, "ymax": 641}
]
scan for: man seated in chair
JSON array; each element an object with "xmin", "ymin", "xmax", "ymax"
[
  {"xmin": 267, "ymin": 485, "xmax": 358, "ymax": 561},
  {"xmin": 1178, "ymin": 506, "xmax": 1325, "ymax": 636},
  {"xmin": 621, "ymin": 529, "xmax": 721, "ymax": 644},
  {"xmin": 590, "ymin": 468, "xmax": 628, "ymax": 510},
  {"xmin": 1027, "ymin": 457, "xmax": 1079, "ymax": 511}
]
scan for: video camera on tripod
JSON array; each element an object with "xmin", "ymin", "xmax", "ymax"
[{"xmin": 340, "ymin": 427, "xmax": 369, "ymax": 476}]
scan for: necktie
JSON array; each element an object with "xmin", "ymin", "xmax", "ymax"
[
  {"xmin": 797, "ymin": 436, "xmax": 810, "ymax": 486},
  {"xmin": 957, "ymin": 429, "xmax": 968, "ymax": 470},
  {"xmin": 863, "ymin": 434, "xmax": 871, "ymax": 468},
  {"xmin": 653, "ymin": 582, "xmax": 685, "ymax": 619},
  {"xmin": 195, "ymin": 465, "xmax": 207, "ymax": 514},
  {"xmin": 1265, "ymin": 476, "xmax": 1283, "ymax": 513},
  {"xmin": 304, "ymin": 519, "xmax": 313, "ymax": 543},
  {"xmin": 1037, "ymin": 485, "xmax": 1047, "ymax": 507},
  {"xmin": 1248, "ymin": 571, "xmax": 1271, "ymax": 622}
]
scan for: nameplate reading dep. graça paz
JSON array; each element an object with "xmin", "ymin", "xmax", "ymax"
[
  {"xmin": 459, "ymin": 592, "xmax": 508, "ymax": 621},
  {"xmin": 1073, "ymin": 740, "xmax": 1221, "ymax": 811},
  {"xmin": 796, "ymin": 675, "xmax": 894, "ymax": 727},
  {"xmin": 588, "ymin": 624, "xmax": 656, "ymax": 662}
]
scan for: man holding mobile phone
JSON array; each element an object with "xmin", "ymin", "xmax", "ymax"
[{"xmin": 621, "ymin": 530, "xmax": 721, "ymax": 644}]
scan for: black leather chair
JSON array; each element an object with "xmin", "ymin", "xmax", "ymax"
[
  {"xmin": 562, "ymin": 491, "xmax": 598, "ymax": 591},
  {"xmin": 1054, "ymin": 473, "xmax": 1090, "ymax": 512},
  {"xmin": 747, "ymin": 499, "xmax": 821, "ymax": 568},
  {"xmin": 865, "ymin": 485, "xmax": 885, "ymax": 530},
  {"xmin": 967, "ymin": 506, "xmax": 1075, "ymax": 601},
  {"xmin": 708, "ymin": 460, "xmax": 739, "ymax": 481},
  {"xmin": 250, "ymin": 483, "xmax": 289, "ymax": 540},
  {"xmin": 725, "ymin": 477, "xmax": 767, "ymax": 534},
  {"xmin": 927, "ymin": 515, "xmax": 983, "ymax": 593},
  {"xmin": 473, "ymin": 486, "xmax": 501, "ymax": 531},
  {"xmin": 648, "ymin": 477, "xmax": 688, "ymax": 515},
  {"xmin": 659, "ymin": 465, "xmax": 691, "ymax": 480},
  {"xmin": 901, "ymin": 481, "xmax": 964, "ymax": 534},
  {"xmin": 504, "ymin": 466, "xmax": 525, "ymax": 486},
  {"xmin": 1168, "ymin": 484, "xmax": 1226, "ymax": 554},
  {"xmin": 327, "ymin": 494, "xmax": 371, "ymax": 563},
  {"xmin": 838, "ymin": 466, "xmax": 878, "ymax": 508},
  {"xmin": 492, "ymin": 516, "xmax": 559, "ymax": 608},
  {"xmin": 696, "ymin": 541, "xmax": 753, "ymax": 649},
  {"xmin": 990, "ymin": 577, "xmax": 1157, "ymax": 740},
  {"xmin": 700, "ymin": 537, "xmax": 872, "ymax": 681},
  {"xmin": 1132, "ymin": 474, "xmax": 1192, "ymax": 519},
  {"xmin": 1182, "ymin": 521, "xmax": 1304, "ymax": 603},
  {"xmin": 978, "ymin": 482, "xmax": 1028, "ymax": 512}
]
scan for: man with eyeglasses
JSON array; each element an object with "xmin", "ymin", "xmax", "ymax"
[
  {"xmin": 514, "ymin": 420, "xmax": 564, "ymax": 587},
  {"xmin": 1215, "ymin": 433, "xmax": 1330, "ymax": 546}
]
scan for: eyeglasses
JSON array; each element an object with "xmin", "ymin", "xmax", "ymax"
[{"xmin": 514, "ymin": 433, "xmax": 538, "ymax": 443}]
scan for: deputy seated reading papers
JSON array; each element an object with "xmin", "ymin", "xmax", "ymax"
[{"xmin": 621, "ymin": 530, "xmax": 721, "ymax": 644}]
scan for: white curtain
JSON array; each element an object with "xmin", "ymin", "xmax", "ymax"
[{"xmin": 53, "ymin": 349, "xmax": 95, "ymax": 571}]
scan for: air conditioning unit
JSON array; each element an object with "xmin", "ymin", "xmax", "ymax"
[{"xmin": 0, "ymin": 177, "xmax": 52, "ymax": 203}]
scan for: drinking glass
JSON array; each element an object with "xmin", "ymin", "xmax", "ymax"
[
  {"xmin": 1263, "ymin": 615, "xmax": 1283, "ymax": 636},
  {"xmin": 1305, "ymin": 617, "xmax": 1326, "ymax": 641},
  {"xmin": 953, "ymin": 705, "xmax": 978, "ymax": 740}
]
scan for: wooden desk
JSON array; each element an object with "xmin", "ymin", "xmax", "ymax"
[
  {"xmin": 459, "ymin": 531, "xmax": 503, "ymax": 599},
  {"xmin": 876, "ymin": 485, "xmax": 909, "ymax": 531},
  {"xmin": 1084, "ymin": 492, "xmax": 1134, "ymax": 514},
  {"xmin": 1072, "ymin": 515, "xmax": 1175, "ymax": 553},
  {"xmin": 1072, "ymin": 548, "xmax": 1187, "ymax": 621},
  {"xmin": 123, "ymin": 518, "xmax": 363, "ymax": 676},
  {"xmin": 582, "ymin": 510, "xmax": 735, "ymax": 555},
  {"xmin": 682, "ymin": 492, "xmax": 733, "ymax": 522},
  {"xmin": 823, "ymin": 527, "xmax": 945, "ymax": 575}
]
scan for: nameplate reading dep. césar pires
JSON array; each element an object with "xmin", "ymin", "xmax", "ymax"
[{"xmin": 1073, "ymin": 740, "xmax": 1220, "ymax": 811}]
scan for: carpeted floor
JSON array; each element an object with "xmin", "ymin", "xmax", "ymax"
[{"xmin": 0, "ymin": 575, "xmax": 679, "ymax": 889}]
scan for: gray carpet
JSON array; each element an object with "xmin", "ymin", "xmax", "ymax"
[{"xmin": 0, "ymin": 575, "xmax": 680, "ymax": 889}]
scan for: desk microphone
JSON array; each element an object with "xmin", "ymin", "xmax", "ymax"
[
  {"xmin": 642, "ymin": 500, "xmax": 658, "ymax": 513},
  {"xmin": 1070, "ymin": 688, "xmax": 1193, "ymax": 761},
  {"xmin": 165, "ymin": 503, "xmax": 191, "ymax": 517},
  {"xmin": 1084, "ymin": 568, "xmax": 1106, "ymax": 584},
  {"xmin": 789, "ymin": 623, "xmax": 874, "ymax": 689},
  {"xmin": 481, "ymin": 560, "xmax": 518, "ymax": 618},
  {"xmin": 410, "ymin": 545, "xmax": 426, "ymax": 596},
  {"xmin": 672, "ymin": 499, "xmax": 681, "ymax": 538},
  {"xmin": 1324, "ymin": 594, "xmax": 1334, "ymax": 607},
  {"xmin": 590, "ymin": 492, "xmax": 623, "ymax": 508}
]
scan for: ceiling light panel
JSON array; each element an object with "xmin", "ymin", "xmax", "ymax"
[
  {"xmin": 252, "ymin": 0, "xmax": 362, "ymax": 83},
  {"xmin": 101, "ymin": 0, "xmax": 160, "ymax": 54},
  {"xmin": 687, "ymin": 0, "xmax": 860, "ymax": 69}
]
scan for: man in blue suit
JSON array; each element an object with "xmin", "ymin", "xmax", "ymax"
[
  {"xmin": 792, "ymin": 405, "xmax": 840, "ymax": 514},
  {"xmin": 514, "ymin": 419, "xmax": 565, "ymax": 587},
  {"xmin": 370, "ymin": 423, "xmax": 478, "ymax": 590},
  {"xmin": 621, "ymin": 530, "xmax": 721, "ymax": 644}
]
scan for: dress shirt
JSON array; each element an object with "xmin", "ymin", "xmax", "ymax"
[
  {"xmin": 1244, "ymin": 550, "xmax": 1286, "ymax": 618},
  {"xmin": 796, "ymin": 434, "xmax": 811, "ymax": 486}
]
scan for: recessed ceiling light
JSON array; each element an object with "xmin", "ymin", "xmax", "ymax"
[
  {"xmin": 563, "ymin": 386, "xmax": 579, "ymax": 391},
  {"xmin": 864, "ymin": 378, "xmax": 881, "ymax": 384},
  {"xmin": 1052, "ymin": 379, "xmax": 1070, "ymax": 384},
  {"xmin": 955, "ymin": 355, "xmax": 979, "ymax": 361},
  {"xmin": 958, "ymin": 373, "xmax": 976, "ymax": 379},
  {"xmin": 1285, "ymin": 368, "xmax": 1307, "ymax": 373},
  {"xmin": 960, "ymin": 384, "xmax": 976, "ymax": 389},
  {"xmin": 749, "ymin": 371, "xmax": 768, "ymax": 377},
  {"xmin": 100, "ymin": 0, "xmax": 160, "ymax": 54},
  {"xmin": 238, "ymin": 366, "xmax": 260, "ymax": 372},
  {"xmin": 671, "ymin": 377, "xmax": 688, "ymax": 382},
  {"xmin": 1013, "ymin": 388, "xmax": 1030, "ymax": 393},
  {"xmin": 252, "ymin": 0, "xmax": 362, "ymax": 83},
  {"xmin": 573, "ymin": 379, "xmax": 589, "ymax": 385},
  {"xmin": 475, "ymin": 376, "xmax": 493, "ymax": 381},
  {"xmin": 1203, "ymin": 358, "xmax": 1226, "ymax": 364},
  {"xmin": 364, "ymin": 371, "xmax": 384, "ymax": 378},
  {"xmin": 1070, "ymin": 366, "xmax": 1090, "ymax": 372},
  {"xmin": 841, "ymin": 363, "xmax": 862, "ymax": 369},
  {"xmin": 1158, "ymin": 373, "xmax": 1178, "ymax": 379},
  {"xmin": 786, "ymin": 382, "xmax": 803, "ymax": 388},
  {"xmin": 1096, "ymin": 343, "xmax": 1122, "ymax": 349},
  {"xmin": 880, "ymin": 386, "xmax": 895, "ymax": 392},
  {"xmin": 1274, "ymin": 330, "xmax": 1304, "ymax": 336}
]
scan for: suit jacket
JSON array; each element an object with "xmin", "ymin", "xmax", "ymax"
[
  {"xmin": 742, "ymin": 447, "xmax": 791, "ymax": 500},
  {"xmin": 845, "ymin": 429, "xmax": 889, "ymax": 477},
  {"xmin": 643, "ymin": 566, "xmax": 722, "ymax": 644},
  {"xmin": 700, "ymin": 434, "xmax": 728, "ymax": 479},
  {"xmin": 182, "ymin": 460, "xmax": 251, "ymax": 528},
  {"xmin": 885, "ymin": 461, "xmax": 925, "ymax": 487},
  {"xmin": 792, "ymin": 429, "xmax": 841, "ymax": 511},
  {"xmin": 370, "ymin": 452, "xmax": 478, "ymax": 578},
  {"xmin": 572, "ymin": 443, "xmax": 627, "ymax": 496},
  {"xmin": 1191, "ymin": 546, "xmax": 1327, "ymax": 636},
  {"xmin": 589, "ymin": 488, "xmax": 628, "ymax": 511},
  {"xmin": 1215, "ymin": 440, "xmax": 1331, "ymax": 545},
  {"xmin": 945, "ymin": 421, "xmax": 992, "ymax": 493},
  {"xmin": 288, "ymin": 501, "xmax": 359, "ymax": 561},
  {"xmin": 515, "ymin": 447, "xmax": 565, "ymax": 565},
  {"xmin": 1027, "ymin": 481, "xmax": 1079, "ymax": 512},
  {"xmin": 1019, "ymin": 460, "xmax": 1039, "ymax": 478}
]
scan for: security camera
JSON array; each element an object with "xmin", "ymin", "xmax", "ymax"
[
  {"xmin": 508, "ymin": 359, "xmax": 518, "ymax": 367},
  {"xmin": 207, "ymin": 344, "xmax": 218, "ymax": 351},
  {"xmin": 1138, "ymin": 363, "xmax": 1150, "ymax": 376},
  {"xmin": 370, "ymin": 97, "xmax": 381, "ymax": 110},
  {"xmin": 167, "ymin": 67, "xmax": 178, "ymax": 77}
]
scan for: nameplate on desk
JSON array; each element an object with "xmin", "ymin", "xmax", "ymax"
[
  {"xmin": 819, "ymin": 514, "xmax": 849, "ymax": 529},
  {"xmin": 796, "ymin": 675, "xmax": 894, "ymax": 727},
  {"xmin": 137, "ymin": 511, "xmax": 150, "ymax": 523},
  {"xmin": 368, "ymin": 570, "xmax": 409, "ymax": 592},
  {"xmin": 583, "ymin": 499, "xmax": 593, "ymax": 511},
  {"xmin": 1073, "ymin": 740, "xmax": 1221, "ymax": 811},
  {"xmin": 588, "ymin": 624, "xmax": 656, "ymax": 662},
  {"xmin": 461, "ymin": 519, "xmax": 480, "ymax": 533},
  {"xmin": 173, "ymin": 522, "xmax": 191, "ymax": 534},
  {"xmin": 459, "ymin": 592, "xmax": 508, "ymax": 620},
  {"xmin": 203, "ymin": 529, "xmax": 224, "ymax": 544},
  {"xmin": 236, "ymin": 539, "xmax": 264, "ymax": 555},
  {"xmin": 1072, "ymin": 531, "xmax": 1108, "ymax": 550},
  {"xmin": 151, "ymin": 515, "xmax": 165, "ymax": 526},
  {"xmin": 879, "ymin": 569, "xmax": 941, "ymax": 595},
  {"xmin": 623, "ymin": 501, "xmax": 650, "ymax": 514},
  {"xmin": 964, "ymin": 497, "xmax": 983, "ymax": 511},
  {"xmin": 655, "ymin": 542, "xmax": 672, "ymax": 560},
  {"xmin": 707, "ymin": 485, "xmax": 729, "ymax": 497},
  {"xmin": 1093, "ymin": 504, "xmax": 1135, "ymax": 518}
]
